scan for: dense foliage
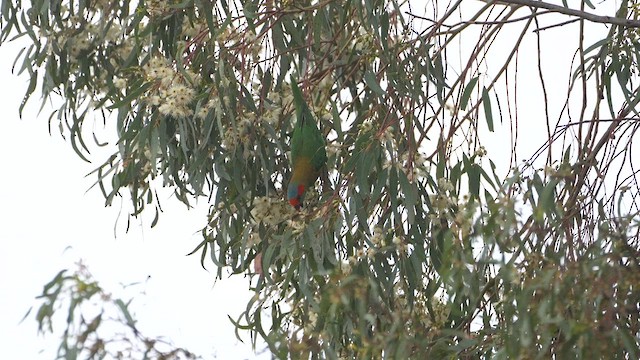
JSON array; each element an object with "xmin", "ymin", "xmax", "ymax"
[{"xmin": 3, "ymin": 0, "xmax": 640, "ymax": 358}]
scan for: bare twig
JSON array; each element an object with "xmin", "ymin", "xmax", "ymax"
[
  {"xmin": 484, "ymin": 0, "xmax": 640, "ymax": 27},
  {"xmin": 532, "ymin": 18, "xmax": 581, "ymax": 32}
]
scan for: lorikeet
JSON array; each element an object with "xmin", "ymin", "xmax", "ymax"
[{"xmin": 287, "ymin": 80, "xmax": 327, "ymax": 210}]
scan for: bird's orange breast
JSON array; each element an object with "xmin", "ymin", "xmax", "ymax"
[{"xmin": 290, "ymin": 156, "xmax": 320, "ymax": 186}]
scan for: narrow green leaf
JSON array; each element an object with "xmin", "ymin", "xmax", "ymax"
[
  {"xmin": 482, "ymin": 87, "xmax": 494, "ymax": 132},
  {"xmin": 619, "ymin": 327, "xmax": 639, "ymax": 358},
  {"xmin": 151, "ymin": 206, "xmax": 159, "ymax": 227},
  {"xmin": 114, "ymin": 299, "xmax": 137, "ymax": 331},
  {"xmin": 468, "ymin": 163, "xmax": 481, "ymax": 199},
  {"xmin": 583, "ymin": 38, "xmax": 609, "ymax": 54},
  {"xmin": 381, "ymin": 12, "xmax": 389, "ymax": 48},
  {"xmin": 107, "ymin": 82, "xmax": 152, "ymax": 110},
  {"xmin": 539, "ymin": 179, "xmax": 558, "ymax": 215},
  {"xmin": 460, "ymin": 76, "xmax": 479, "ymax": 110},
  {"xmin": 364, "ymin": 70, "xmax": 385, "ymax": 96},
  {"xmin": 41, "ymin": 269, "xmax": 67, "ymax": 294},
  {"xmin": 398, "ymin": 170, "xmax": 417, "ymax": 224},
  {"xmin": 19, "ymin": 69, "xmax": 37, "ymax": 117}
]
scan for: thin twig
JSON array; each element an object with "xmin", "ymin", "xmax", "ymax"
[
  {"xmin": 532, "ymin": 18, "xmax": 580, "ymax": 32},
  {"xmin": 484, "ymin": 0, "xmax": 640, "ymax": 27}
]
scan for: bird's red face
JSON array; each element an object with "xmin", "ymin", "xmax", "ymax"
[{"xmin": 287, "ymin": 183, "xmax": 305, "ymax": 210}]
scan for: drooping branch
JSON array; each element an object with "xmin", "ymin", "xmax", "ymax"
[{"xmin": 487, "ymin": 0, "xmax": 640, "ymax": 28}]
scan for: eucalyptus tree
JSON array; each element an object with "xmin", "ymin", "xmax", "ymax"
[{"xmin": 3, "ymin": 0, "xmax": 640, "ymax": 358}]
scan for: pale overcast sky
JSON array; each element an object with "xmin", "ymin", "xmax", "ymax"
[{"xmin": 0, "ymin": 38, "xmax": 268, "ymax": 359}]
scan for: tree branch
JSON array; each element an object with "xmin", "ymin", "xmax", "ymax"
[{"xmin": 487, "ymin": 0, "xmax": 640, "ymax": 28}]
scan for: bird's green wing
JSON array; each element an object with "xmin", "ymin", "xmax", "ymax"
[
  {"xmin": 290, "ymin": 78, "xmax": 327, "ymax": 172},
  {"xmin": 290, "ymin": 79, "xmax": 306, "ymax": 163},
  {"xmin": 290, "ymin": 114, "xmax": 305, "ymax": 164},
  {"xmin": 302, "ymin": 113, "xmax": 327, "ymax": 171}
]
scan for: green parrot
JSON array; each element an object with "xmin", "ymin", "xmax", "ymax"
[{"xmin": 287, "ymin": 80, "xmax": 327, "ymax": 210}]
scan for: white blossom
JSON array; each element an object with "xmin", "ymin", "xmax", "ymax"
[{"xmin": 113, "ymin": 77, "xmax": 127, "ymax": 89}]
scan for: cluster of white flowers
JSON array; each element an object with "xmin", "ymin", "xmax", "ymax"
[
  {"xmin": 341, "ymin": 226, "xmax": 409, "ymax": 272},
  {"xmin": 382, "ymin": 149, "xmax": 430, "ymax": 182},
  {"xmin": 437, "ymin": 177, "xmax": 455, "ymax": 192},
  {"xmin": 318, "ymin": 74, "xmax": 333, "ymax": 91},
  {"xmin": 452, "ymin": 200, "xmax": 476, "ymax": 240},
  {"xmin": 212, "ymin": 23, "xmax": 262, "ymax": 64},
  {"xmin": 474, "ymin": 146, "xmax": 487, "ymax": 157},
  {"xmin": 143, "ymin": 57, "xmax": 200, "ymax": 118},
  {"xmin": 65, "ymin": 18, "xmax": 139, "ymax": 92},
  {"xmin": 214, "ymin": 25, "xmax": 239, "ymax": 45},
  {"xmin": 97, "ymin": 23, "xmax": 119, "ymax": 42},
  {"xmin": 371, "ymin": 226, "xmax": 409, "ymax": 256},
  {"xmin": 113, "ymin": 77, "xmax": 127, "ymax": 89},
  {"xmin": 140, "ymin": 146, "xmax": 155, "ymax": 175},
  {"xmin": 143, "ymin": 57, "xmax": 173, "ymax": 84},
  {"xmin": 287, "ymin": 294, "xmax": 324, "ymax": 338},
  {"xmin": 156, "ymin": 84, "xmax": 196, "ymax": 118},
  {"xmin": 240, "ymin": 113, "xmax": 256, "ymax": 131},
  {"xmin": 352, "ymin": 248, "xmax": 366, "ymax": 263},
  {"xmin": 92, "ymin": 0, "xmax": 114, "ymax": 10},
  {"xmin": 158, "ymin": 84, "xmax": 196, "ymax": 118},
  {"xmin": 261, "ymin": 92, "xmax": 283, "ymax": 125},
  {"xmin": 39, "ymin": 3, "xmax": 128, "ymax": 62},
  {"xmin": 381, "ymin": 125, "xmax": 395, "ymax": 144},
  {"xmin": 429, "ymin": 178, "xmax": 457, "ymax": 214},
  {"xmin": 358, "ymin": 119, "xmax": 374, "ymax": 134},
  {"xmin": 181, "ymin": 20, "xmax": 205, "ymax": 39},
  {"xmin": 393, "ymin": 282, "xmax": 450, "ymax": 333},
  {"xmin": 304, "ymin": 310, "xmax": 318, "ymax": 333},
  {"xmin": 196, "ymin": 97, "xmax": 222, "ymax": 120},
  {"xmin": 393, "ymin": 282, "xmax": 408, "ymax": 307},
  {"xmin": 68, "ymin": 32, "xmax": 92, "ymax": 58},
  {"xmin": 326, "ymin": 142, "xmax": 341, "ymax": 157},
  {"xmin": 354, "ymin": 27, "xmax": 375, "ymax": 53},
  {"xmin": 287, "ymin": 218, "xmax": 306, "ymax": 235},
  {"xmin": 247, "ymin": 232, "xmax": 261, "ymax": 247},
  {"xmin": 221, "ymin": 115, "xmax": 256, "ymax": 155},
  {"xmin": 216, "ymin": 201, "xmax": 237, "ymax": 213},
  {"xmin": 429, "ymin": 176, "xmax": 480, "ymax": 244},
  {"xmin": 146, "ymin": 0, "xmax": 169, "ymax": 17},
  {"xmin": 404, "ymin": 151, "xmax": 430, "ymax": 181},
  {"xmin": 444, "ymin": 102, "xmax": 459, "ymax": 116},
  {"xmin": 115, "ymin": 40, "xmax": 135, "ymax": 60},
  {"xmin": 393, "ymin": 235, "xmax": 408, "ymax": 255},
  {"xmin": 250, "ymin": 196, "xmax": 295, "ymax": 227},
  {"xmin": 221, "ymin": 127, "xmax": 239, "ymax": 151},
  {"xmin": 387, "ymin": 29, "xmax": 410, "ymax": 48},
  {"xmin": 281, "ymin": 91, "xmax": 294, "ymax": 110},
  {"xmin": 430, "ymin": 295, "xmax": 451, "ymax": 327},
  {"xmin": 299, "ymin": 185, "xmax": 322, "ymax": 210},
  {"xmin": 370, "ymin": 226, "xmax": 386, "ymax": 247},
  {"xmin": 244, "ymin": 30, "xmax": 263, "ymax": 59},
  {"xmin": 340, "ymin": 260, "xmax": 352, "ymax": 275},
  {"xmin": 382, "ymin": 157, "xmax": 398, "ymax": 171}
]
